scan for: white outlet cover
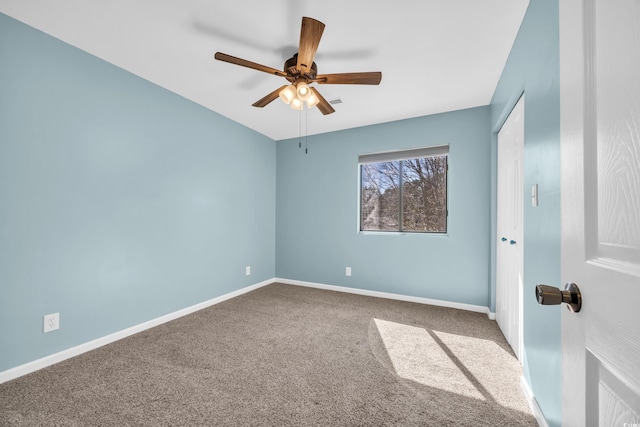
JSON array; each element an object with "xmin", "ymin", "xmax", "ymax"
[
  {"xmin": 245, "ymin": 266, "xmax": 251, "ymax": 276},
  {"xmin": 43, "ymin": 313, "xmax": 60, "ymax": 333},
  {"xmin": 346, "ymin": 267, "xmax": 352, "ymax": 277}
]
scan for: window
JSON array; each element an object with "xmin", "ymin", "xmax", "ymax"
[{"xmin": 359, "ymin": 146, "xmax": 448, "ymax": 233}]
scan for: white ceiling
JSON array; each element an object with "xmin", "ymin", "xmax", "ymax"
[{"xmin": 0, "ymin": 0, "xmax": 529, "ymax": 141}]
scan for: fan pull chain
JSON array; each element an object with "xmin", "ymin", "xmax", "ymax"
[
  {"xmin": 305, "ymin": 109, "xmax": 309, "ymax": 154},
  {"xmin": 299, "ymin": 108, "xmax": 302, "ymax": 149}
]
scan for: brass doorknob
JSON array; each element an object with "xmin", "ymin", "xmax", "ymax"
[{"xmin": 535, "ymin": 282, "xmax": 582, "ymax": 313}]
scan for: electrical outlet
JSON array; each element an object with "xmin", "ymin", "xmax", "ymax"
[
  {"xmin": 43, "ymin": 313, "xmax": 59, "ymax": 333},
  {"xmin": 346, "ymin": 267, "xmax": 352, "ymax": 277},
  {"xmin": 245, "ymin": 266, "xmax": 251, "ymax": 276}
]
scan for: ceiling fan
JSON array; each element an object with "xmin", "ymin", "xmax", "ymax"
[{"xmin": 214, "ymin": 17, "xmax": 382, "ymax": 115}]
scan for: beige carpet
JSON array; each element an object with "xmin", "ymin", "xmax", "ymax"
[{"xmin": 0, "ymin": 283, "xmax": 537, "ymax": 426}]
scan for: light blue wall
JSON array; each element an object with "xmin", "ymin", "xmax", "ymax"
[
  {"xmin": 276, "ymin": 107, "xmax": 492, "ymax": 306},
  {"xmin": 0, "ymin": 14, "xmax": 276, "ymax": 372},
  {"xmin": 490, "ymin": 0, "xmax": 561, "ymax": 425}
]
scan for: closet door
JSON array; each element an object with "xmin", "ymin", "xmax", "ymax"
[{"xmin": 496, "ymin": 96, "xmax": 524, "ymax": 361}]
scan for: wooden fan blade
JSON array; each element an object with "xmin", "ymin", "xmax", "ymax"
[
  {"xmin": 252, "ymin": 85, "xmax": 289, "ymax": 108},
  {"xmin": 310, "ymin": 87, "xmax": 335, "ymax": 115},
  {"xmin": 215, "ymin": 52, "xmax": 288, "ymax": 78},
  {"xmin": 297, "ymin": 17, "xmax": 325, "ymax": 74},
  {"xmin": 313, "ymin": 72, "xmax": 382, "ymax": 85}
]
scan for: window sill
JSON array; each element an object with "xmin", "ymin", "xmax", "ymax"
[{"xmin": 358, "ymin": 230, "xmax": 449, "ymax": 237}]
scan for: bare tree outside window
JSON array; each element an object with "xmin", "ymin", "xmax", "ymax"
[
  {"xmin": 361, "ymin": 161, "xmax": 400, "ymax": 231},
  {"xmin": 401, "ymin": 157, "xmax": 447, "ymax": 232},
  {"xmin": 360, "ymin": 151, "xmax": 447, "ymax": 233}
]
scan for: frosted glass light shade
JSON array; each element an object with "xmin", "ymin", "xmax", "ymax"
[
  {"xmin": 296, "ymin": 82, "xmax": 311, "ymax": 101},
  {"xmin": 290, "ymin": 98, "xmax": 303, "ymax": 110},
  {"xmin": 306, "ymin": 92, "xmax": 320, "ymax": 108},
  {"xmin": 279, "ymin": 85, "xmax": 296, "ymax": 104}
]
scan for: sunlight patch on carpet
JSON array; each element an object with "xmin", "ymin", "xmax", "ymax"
[
  {"xmin": 373, "ymin": 317, "xmax": 526, "ymax": 413},
  {"xmin": 373, "ymin": 318, "xmax": 486, "ymax": 400}
]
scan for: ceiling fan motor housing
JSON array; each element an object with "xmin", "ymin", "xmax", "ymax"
[{"xmin": 285, "ymin": 53, "xmax": 318, "ymax": 82}]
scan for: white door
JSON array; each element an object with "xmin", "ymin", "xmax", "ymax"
[
  {"xmin": 496, "ymin": 96, "xmax": 524, "ymax": 361},
  {"xmin": 560, "ymin": 0, "xmax": 640, "ymax": 424}
]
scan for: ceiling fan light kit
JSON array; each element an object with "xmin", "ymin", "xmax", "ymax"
[
  {"xmin": 214, "ymin": 17, "xmax": 382, "ymax": 116},
  {"xmin": 277, "ymin": 81, "xmax": 319, "ymax": 110}
]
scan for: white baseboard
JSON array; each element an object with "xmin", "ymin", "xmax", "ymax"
[
  {"xmin": 1, "ymin": 277, "xmax": 494, "ymax": 384},
  {"xmin": 0, "ymin": 278, "xmax": 273, "ymax": 385},
  {"xmin": 520, "ymin": 375, "xmax": 549, "ymax": 427},
  {"xmin": 275, "ymin": 278, "xmax": 494, "ymax": 318}
]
